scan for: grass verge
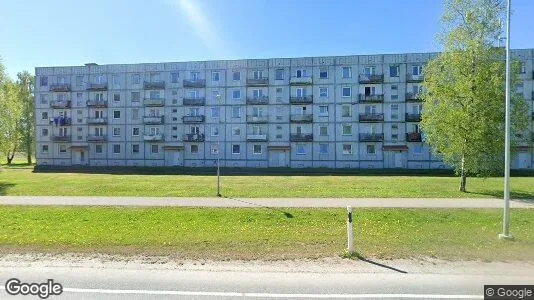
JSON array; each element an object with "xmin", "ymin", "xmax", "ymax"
[{"xmin": 0, "ymin": 207, "xmax": 532, "ymax": 261}]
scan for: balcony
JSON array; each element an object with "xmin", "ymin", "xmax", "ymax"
[
  {"xmin": 406, "ymin": 73, "xmax": 424, "ymax": 82},
  {"xmin": 359, "ymin": 133, "xmax": 384, "ymax": 142},
  {"xmin": 183, "ymin": 79, "xmax": 206, "ymax": 88},
  {"xmin": 246, "ymin": 96, "xmax": 269, "ymax": 105},
  {"xmin": 290, "ymin": 114, "xmax": 314, "ymax": 123},
  {"xmin": 183, "ymin": 133, "xmax": 205, "ymax": 142},
  {"xmin": 358, "ymin": 74, "xmax": 383, "ymax": 84},
  {"xmin": 246, "ymin": 115, "xmax": 269, "ymax": 123},
  {"xmin": 87, "ymin": 83, "xmax": 108, "ymax": 91},
  {"xmin": 183, "ymin": 97, "xmax": 206, "ymax": 106},
  {"xmin": 359, "ymin": 94, "xmax": 384, "ymax": 103},
  {"xmin": 289, "ymin": 76, "xmax": 313, "ymax": 85},
  {"xmin": 49, "ymin": 83, "xmax": 71, "ymax": 92},
  {"xmin": 143, "ymin": 98, "xmax": 165, "ymax": 107},
  {"xmin": 405, "ymin": 113, "xmax": 422, "ymax": 122},
  {"xmin": 247, "ymin": 134, "xmax": 268, "ymax": 142},
  {"xmin": 406, "ymin": 132, "xmax": 422, "ymax": 142},
  {"xmin": 87, "ymin": 135, "xmax": 107, "ymax": 142},
  {"xmin": 53, "ymin": 117, "xmax": 72, "ymax": 126},
  {"xmin": 143, "ymin": 134, "xmax": 164, "ymax": 141},
  {"xmin": 405, "ymin": 92, "xmax": 423, "ymax": 102},
  {"xmin": 51, "ymin": 135, "xmax": 70, "ymax": 142},
  {"xmin": 290, "ymin": 133, "xmax": 313, "ymax": 142},
  {"xmin": 246, "ymin": 78, "xmax": 269, "ymax": 86},
  {"xmin": 87, "ymin": 117, "xmax": 108, "ymax": 125},
  {"xmin": 143, "ymin": 116, "xmax": 164, "ymax": 125},
  {"xmin": 86, "ymin": 99, "xmax": 108, "ymax": 107},
  {"xmin": 359, "ymin": 113, "xmax": 384, "ymax": 122},
  {"xmin": 289, "ymin": 95, "xmax": 313, "ymax": 104},
  {"xmin": 143, "ymin": 81, "xmax": 165, "ymax": 89},
  {"xmin": 182, "ymin": 115, "xmax": 205, "ymax": 123},
  {"xmin": 50, "ymin": 100, "xmax": 71, "ymax": 108}
]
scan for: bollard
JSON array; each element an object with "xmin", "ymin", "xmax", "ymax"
[{"xmin": 347, "ymin": 205, "xmax": 353, "ymax": 253}]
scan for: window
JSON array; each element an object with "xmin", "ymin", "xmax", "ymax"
[
  {"xmin": 149, "ymin": 90, "xmax": 160, "ymax": 99},
  {"xmin": 190, "ymin": 71, "xmax": 199, "ymax": 80},
  {"xmin": 132, "ymin": 74, "xmax": 140, "ymax": 84},
  {"xmin": 40, "ymin": 94, "xmax": 48, "ymax": 104},
  {"xmin": 111, "ymin": 75, "xmax": 119, "ymax": 86},
  {"xmin": 296, "ymin": 88, "xmax": 306, "ymax": 97},
  {"xmin": 364, "ymin": 66, "xmax": 375, "ymax": 75},
  {"xmin": 132, "ymin": 109, "xmax": 139, "ymax": 120},
  {"xmin": 211, "ymin": 126, "xmax": 219, "ymax": 136},
  {"xmin": 389, "ymin": 65, "xmax": 399, "ymax": 77},
  {"xmin": 319, "ymin": 105, "xmax": 329, "ymax": 117},
  {"xmin": 113, "ymin": 110, "xmax": 121, "ymax": 119},
  {"xmin": 95, "ymin": 144, "xmax": 103, "ymax": 154},
  {"xmin": 211, "ymin": 144, "xmax": 219, "ymax": 155},
  {"xmin": 319, "ymin": 144, "xmax": 328, "ymax": 154},
  {"xmin": 211, "ymin": 107, "xmax": 220, "ymax": 118},
  {"xmin": 296, "ymin": 69, "xmax": 307, "ymax": 78},
  {"xmin": 151, "ymin": 144, "xmax": 159, "ymax": 154},
  {"xmin": 232, "ymin": 71, "xmax": 240, "ymax": 81},
  {"xmin": 342, "ymin": 87, "xmax": 351, "ymax": 97},
  {"xmin": 366, "ymin": 145, "xmax": 375, "ymax": 154},
  {"xmin": 113, "ymin": 144, "xmax": 121, "ymax": 154},
  {"xmin": 132, "ymin": 127, "xmax": 140, "ymax": 136},
  {"xmin": 519, "ymin": 62, "xmax": 526, "ymax": 74},
  {"xmin": 232, "ymin": 128, "xmax": 240, "ymax": 136},
  {"xmin": 113, "ymin": 127, "xmax": 120, "ymax": 136},
  {"xmin": 232, "ymin": 144, "xmax": 240, "ymax": 154},
  {"xmin": 252, "ymin": 89, "xmax": 263, "ymax": 99},
  {"xmin": 319, "ymin": 68, "xmax": 328, "ymax": 78},
  {"xmin": 113, "ymin": 94, "xmax": 120, "ymax": 101},
  {"xmin": 413, "ymin": 146, "xmax": 423, "ymax": 155},
  {"xmin": 343, "ymin": 144, "xmax": 353, "ymax": 155},
  {"xmin": 41, "ymin": 145, "xmax": 49, "ymax": 154},
  {"xmin": 391, "ymin": 104, "xmax": 399, "ymax": 120},
  {"xmin": 42, "ymin": 128, "xmax": 49, "ymax": 136},
  {"xmin": 132, "ymin": 144, "xmax": 140, "ymax": 153},
  {"xmin": 59, "ymin": 145, "xmax": 67, "ymax": 154},
  {"xmin": 41, "ymin": 112, "xmax": 48, "ymax": 120},
  {"xmin": 296, "ymin": 144, "xmax": 306, "ymax": 155},
  {"xmin": 342, "ymin": 105, "xmax": 351, "ymax": 117},
  {"xmin": 232, "ymin": 90, "xmax": 241, "ymax": 99},
  {"xmin": 319, "ymin": 87, "xmax": 328, "ymax": 98},
  {"xmin": 319, "ymin": 126, "xmax": 328, "ymax": 136},
  {"xmin": 342, "ymin": 124, "xmax": 352, "ymax": 135},
  {"xmin": 391, "ymin": 124, "xmax": 399, "ymax": 141},
  {"xmin": 253, "ymin": 145, "xmax": 262, "ymax": 154},
  {"xmin": 171, "ymin": 72, "xmax": 179, "ymax": 83},
  {"xmin": 364, "ymin": 86, "xmax": 376, "ymax": 96},
  {"xmin": 212, "ymin": 71, "xmax": 220, "ymax": 82},
  {"xmin": 40, "ymin": 76, "xmax": 48, "ymax": 86},
  {"xmin": 412, "ymin": 65, "xmax": 422, "ymax": 76},
  {"xmin": 253, "ymin": 70, "xmax": 263, "ymax": 79},
  {"xmin": 275, "ymin": 69, "xmax": 284, "ymax": 80},
  {"xmin": 342, "ymin": 67, "xmax": 351, "ymax": 78},
  {"xmin": 232, "ymin": 107, "xmax": 241, "ymax": 118},
  {"xmin": 131, "ymin": 92, "xmax": 140, "ymax": 102}
]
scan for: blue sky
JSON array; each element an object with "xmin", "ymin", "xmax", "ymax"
[{"xmin": 1, "ymin": 0, "xmax": 533, "ymax": 78}]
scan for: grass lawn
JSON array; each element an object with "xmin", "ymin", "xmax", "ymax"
[
  {"xmin": 1, "ymin": 167, "xmax": 534, "ymax": 198},
  {"xmin": 0, "ymin": 206, "xmax": 532, "ymax": 261}
]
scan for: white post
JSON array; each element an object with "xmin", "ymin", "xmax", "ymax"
[
  {"xmin": 347, "ymin": 205, "xmax": 354, "ymax": 253},
  {"xmin": 216, "ymin": 94, "xmax": 222, "ymax": 197}
]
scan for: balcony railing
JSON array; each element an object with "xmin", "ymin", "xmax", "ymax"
[
  {"xmin": 246, "ymin": 96, "xmax": 269, "ymax": 105},
  {"xmin": 405, "ymin": 113, "xmax": 422, "ymax": 122},
  {"xmin": 290, "ymin": 133, "xmax": 313, "ymax": 142},
  {"xmin": 87, "ymin": 83, "xmax": 108, "ymax": 91},
  {"xmin": 183, "ymin": 79, "xmax": 206, "ymax": 88},
  {"xmin": 51, "ymin": 135, "xmax": 71, "ymax": 142},
  {"xmin": 359, "ymin": 133, "xmax": 384, "ymax": 142},
  {"xmin": 143, "ymin": 133, "xmax": 164, "ymax": 141},
  {"xmin": 290, "ymin": 114, "xmax": 313, "ymax": 123},
  {"xmin": 53, "ymin": 117, "xmax": 72, "ymax": 126},
  {"xmin": 358, "ymin": 74, "xmax": 383, "ymax": 84},
  {"xmin": 246, "ymin": 78, "xmax": 269, "ymax": 86},
  {"xmin": 289, "ymin": 95, "xmax": 313, "ymax": 104},
  {"xmin": 246, "ymin": 134, "xmax": 268, "ymax": 142},
  {"xmin": 405, "ymin": 92, "xmax": 423, "ymax": 102},
  {"xmin": 50, "ymin": 100, "xmax": 71, "ymax": 108},
  {"xmin": 183, "ymin": 97, "xmax": 206, "ymax": 106},
  {"xmin": 143, "ymin": 98, "xmax": 165, "ymax": 107},
  {"xmin": 289, "ymin": 76, "xmax": 313, "ymax": 85},
  {"xmin": 87, "ymin": 117, "xmax": 108, "ymax": 125},
  {"xmin": 86, "ymin": 100, "xmax": 108, "ymax": 107},
  {"xmin": 143, "ymin": 116, "xmax": 164, "ymax": 125},
  {"xmin": 246, "ymin": 115, "xmax": 269, "ymax": 123},
  {"xmin": 143, "ymin": 81, "xmax": 165, "ymax": 89},
  {"xmin": 359, "ymin": 94, "xmax": 384, "ymax": 103},
  {"xmin": 359, "ymin": 113, "xmax": 384, "ymax": 122},
  {"xmin": 183, "ymin": 133, "xmax": 205, "ymax": 142},
  {"xmin": 49, "ymin": 83, "xmax": 71, "ymax": 92},
  {"xmin": 182, "ymin": 115, "xmax": 205, "ymax": 123},
  {"xmin": 406, "ymin": 132, "xmax": 422, "ymax": 142},
  {"xmin": 406, "ymin": 73, "xmax": 424, "ymax": 82},
  {"xmin": 87, "ymin": 135, "xmax": 107, "ymax": 142}
]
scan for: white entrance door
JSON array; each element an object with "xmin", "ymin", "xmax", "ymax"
[
  {"xmin": 73, "ymin": 151, "xmax": 81, "ymax": 165},
  {"xmin": 278, "ymin": 152, "xmax": 286, "ymax": 167},
  {"xmin": 394, "ymin": 152, "xmax": 403, "ymax": 168},
  {"xmin": 172, "ymin": 151, "xmax": 181, "ymax": 166}
]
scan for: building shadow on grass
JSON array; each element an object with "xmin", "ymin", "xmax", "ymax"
[
  {"xmin": 0, "ymin": 182, "xmax": 16, "ymax": 196},
  {"xmin": 226, "ymin": 197, "xmax": 294, "ymax": 219}
]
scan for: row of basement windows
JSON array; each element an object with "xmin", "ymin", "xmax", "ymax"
[{"xmin": 39, "ymin": 65, "xmax": 427, "ymax": 87}]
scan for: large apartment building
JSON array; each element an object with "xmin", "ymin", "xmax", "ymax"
[{"xmin": 34, "ymin": 50, "xmax": 534, "ymax": 169}]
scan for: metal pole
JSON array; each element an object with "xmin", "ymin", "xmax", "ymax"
[
  {"xmin": 347, "ymin": 206, "xmax": 354, "ymax": 253},
  {"xmin": 216, "ymin": 94, "xmax": 222, "ymax": 197},
  {"xmin": 499, "ymin": 0, "xmax": 513, "ymax": 240}
]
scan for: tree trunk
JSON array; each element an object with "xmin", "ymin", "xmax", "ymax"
[
  {"xmin": 7, "ymin": 149, "xmax": 16, "ymax": 165},
  {"xmin": 26, "ymin": 140, "xmax": 32, "ymax": 164},
  {"xmin": 459, "ymin": 155, "xmax": 467, "ymax": 192},
  {"xmin": 26, "ymin": 152, "xmax": 32, "ymax": 164}
]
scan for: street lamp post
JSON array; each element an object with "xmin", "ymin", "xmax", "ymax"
[
  {"xmin": 216, "ymin": 94, "xmax": 222, "ymax": 197},
  {"xmin": 499, "ymin": 0, "xmax": 513, "ymax": 240}
]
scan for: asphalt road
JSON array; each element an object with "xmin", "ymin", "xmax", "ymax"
[
  {"xmin": 1, "ymin": 259, "xmax": 533, "ymax": 300},
  {"xmin": 1, "ymin": 196, "xmax": 533, "ymax": 208}
]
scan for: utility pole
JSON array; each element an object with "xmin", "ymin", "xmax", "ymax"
[{"xmin": 499, "ymin": 0, "xmax": 513, "ymax": 240}]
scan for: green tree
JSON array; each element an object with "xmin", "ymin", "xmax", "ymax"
[
  {"xmin": 16, "ymin": 71, "xmax": 35, "ymax": 164},
  {"xmin": 421, "ymin": 0, "xmax": 529, "ymax": 192},
  {"xmin": 0, "ymin": 60, "xmax": 23, "ymax": 165}
]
